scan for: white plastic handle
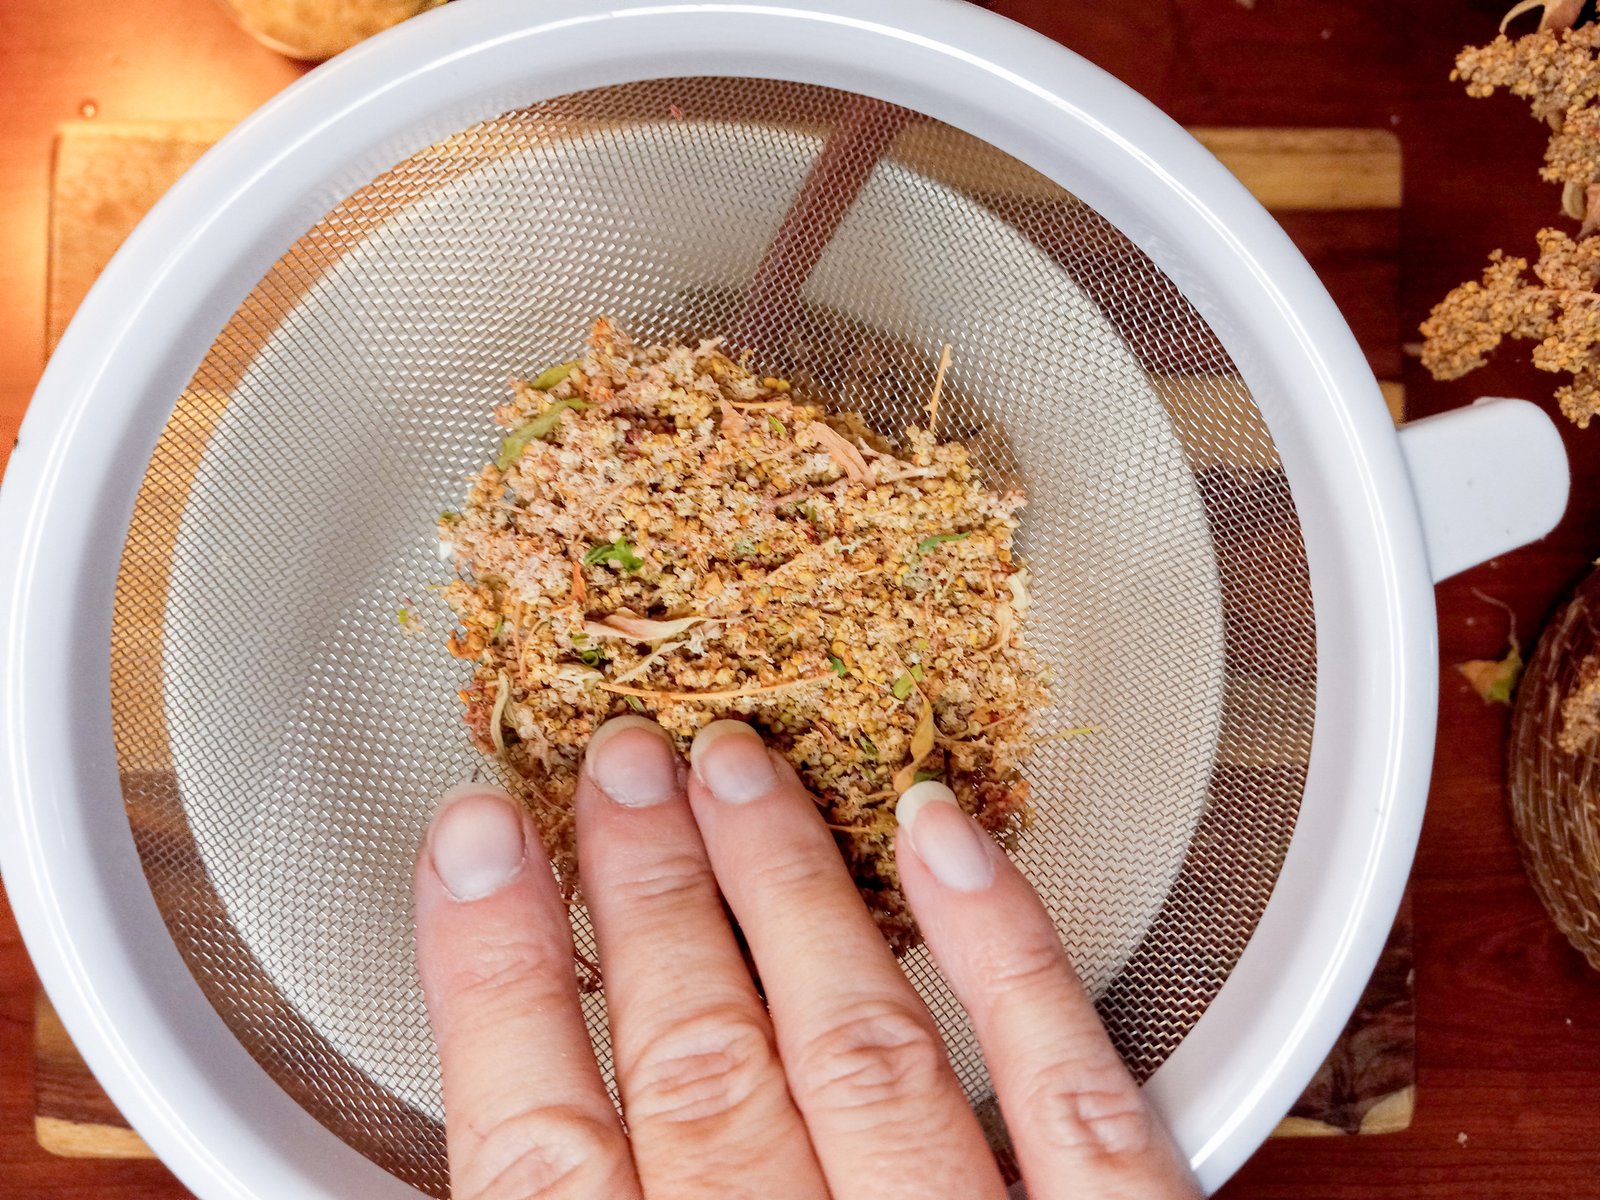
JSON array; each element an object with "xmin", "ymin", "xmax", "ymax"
[{"xmin": 1397, "ymin": 397, "xmax": 1569, "ymax": 583}]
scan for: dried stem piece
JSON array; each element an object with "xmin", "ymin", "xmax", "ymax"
[{"xmin": 927, "ymin": 342, "xmax": 952, "ymax": 435}]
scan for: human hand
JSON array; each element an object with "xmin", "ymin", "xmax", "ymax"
[{"xmin": 413, "ymin": 716, "xmax": 1201, "ymax": 1199}]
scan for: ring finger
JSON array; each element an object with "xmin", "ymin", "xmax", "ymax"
[{"xmin": 576, "ymin": 716, "xmax": 828, "ymax": 1200}]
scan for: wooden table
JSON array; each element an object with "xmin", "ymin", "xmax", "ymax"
[{"xmin": 2, "ymin": 2, "xmax": 1598, "ymax": 1197}]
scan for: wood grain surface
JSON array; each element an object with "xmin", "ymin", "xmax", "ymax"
[
  {"xmin": 45, "ymin": 121, "xmax": 232, "ymax": 352},
  {"xmin": 2, "ymin": 2, "xmax": 1599, "ymax": 1198}
]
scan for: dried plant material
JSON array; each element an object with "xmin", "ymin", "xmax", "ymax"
[
  {"xmin": 1549, "ymin": 0, "xmax": 1585, "ymax": 29},
  {"xmin": 1423, "ymin": 235, "xmax": 1600, "ymax": 426},
  {"xmin": 1423, "ymin": 18, "xmax": 1600, "ymax": 425},
  {"xmin": 1008, "ymin": 568, "xmax": 1032, "ymax": 613},
  {"xmin": 1583, "ymin": 181, "xmax": 1600, "ymax": 234},
  {"xmin": 916, "ymin": 531, "xmax": 970, "ymax": 554},
  {"xmin": 443, "ymin": 320, "xmax": 1048, "ymax": 950},
  {"xmin": 718, "ymin": 397, "xmax": 748, "ymax": 440},
  {"xmin": 572, "ymin": 948, "xmax": 603, "ymax": 993},
  {"xmin": 926, "ymin": 342, "xmax": 952, "ymax": 435},
  {"xmin": 805, "ymin": 420, "xmax": 871, "ymax": 482},
  {"xmin": 1453, "ymin": 24, "xmax": 1600, "ymax": 122},
  {"xmin": 529, "ymin": 361, "xmax": 578, "ymax": 390},
  {"xmin": 987, "ymin": 599, "xmax": 1016, "ymax": 652},
  {"xmin": 892, "ymin": 700, "xmax": 938, "ymax": 794},
  {"xmin": 488, "ymin": 671, "xmax": 510, "ymax": 754},
  {"xmin": 583, "ymin": 613, "xmax": 709, "ymax": 642},
  {"xmin": 1548, "ymin": 107, "xmax": 1600, "ymax": 192},
  {"xmin": 1500, "ymin": 0, "xmax": 1584, "ymax": 34},
  {"xmin": 1458, "ymin": 643, "xmax": 1524, "ymax": 704},
  {"xmin": 582, "ymin": 537, "xmax": 644, "ymax": 571},
  {"xmin": 596, "ymin": 674, "xmax": 833, "ymax": 702},
  {"xmin": 1557, "ymin": 651, "xmax": 1600, "ymax": 751},
  {"xmin": 1455, "ymin": 590, "xmax": 1523, "ymax": 705},
  {"xmin": 1564, "ymin": 177, "xmax": 1590, "ymax": 220},
  {"xmin": 498, "ymin": 399, "xmax": 590, "ymax": 469},
  {"xmin": 610, "ymin": 639, "xmax": 688, "ymax": 685}
]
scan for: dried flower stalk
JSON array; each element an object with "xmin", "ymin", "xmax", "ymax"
[{"xmin": 1421, "ymin": 7, "xmax": 1600, "ymax": 427}]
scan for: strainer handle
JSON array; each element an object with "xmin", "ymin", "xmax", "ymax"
[{"xmin": 1397, "ymin": 397, "xmax": 1569, "ymax": 583}]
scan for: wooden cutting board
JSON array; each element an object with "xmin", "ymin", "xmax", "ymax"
[{"xmin": 30, "ymin": 120, "xmax": 1413, "ymax": 1162}]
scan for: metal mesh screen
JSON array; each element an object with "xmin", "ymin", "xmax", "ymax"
[{"xmin": 111, "ymin": 78, "xmax": 1315, "ymax": 1194}]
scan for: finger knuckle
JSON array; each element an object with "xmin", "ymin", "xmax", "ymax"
[
  {"xmin": 462, "ymin": 1103, "xmax": 626, "ymax": 1200},
  {"xmin": 790, "ymin": 998, "xmax": 947, "ymax": 1113},
  {"xmin": 443, "ymin": 939, "xmax": 569, "ymax": 1022},
  {"xmin": 624, "ymin": 1003, "xmax": 779, "ymax": 1124},
  {"xmin": 609, "ymin": 848, "xmax": 712, "ymax": 909},
  {"xmin": 1012, "ymin": 1056, "xmax": 1157, "ymax": 1158},
  {"xmin": 972, "ymin": 925, "xmax": 1068, "ymax": 999},
  {"xmin": 742, "ymin": 841, "xmax": 838, "ymax": 899}
]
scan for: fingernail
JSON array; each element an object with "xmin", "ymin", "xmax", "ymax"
[
  {"xmin": 690, "ymin": 720, "xmax": 777, "ymax": 805},
  {"xmin": 896, "ymin": 781, "xmax": 996, "ymax": 892},
  {"xmin": 429, "ymin": 786, "xmax": 527, "ymax": 901},
  {"xmin": 585, "ymin": 716, "xmax": 680, "ymax": 807}
]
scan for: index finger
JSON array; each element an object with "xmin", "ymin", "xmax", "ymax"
[{"xmin": 414, "ymin": 785, "xmax": 641, "ymax": 1200}]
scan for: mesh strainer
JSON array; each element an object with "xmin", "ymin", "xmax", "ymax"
[{"xmin": 0, "ymin": 2, "xmax": 1569, "ymax": 1196}]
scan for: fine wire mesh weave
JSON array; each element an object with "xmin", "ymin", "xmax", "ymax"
[{"xmin": 110, "ymin": 78, "xmax": 1316, "ymax": 1194}]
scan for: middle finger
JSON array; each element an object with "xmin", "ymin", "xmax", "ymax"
[
  {"xmin": 576, "ymin": 716, "xmax": 827, "ymax": 1200},
  {"xmin": 687, "ymin": 720, "xmax": 1005, "ymax": 1200}
]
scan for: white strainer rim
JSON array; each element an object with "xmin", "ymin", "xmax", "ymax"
[{"xmin": 0, "ymin": 1, "xmax": 1435, "ymax": 1195}]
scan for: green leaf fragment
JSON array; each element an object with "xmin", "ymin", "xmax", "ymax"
[
  {"xmin": 577, "ymin": 646, "xmax": 606, "ymax": 668},
  {"xmin": 859, "ymin": 736, "xmax": 878, "ymax": 759},
  {"xmin": 891, "ymin": 674, "xmax": 914, "ymax": 701},
  {"xmin": 497, "ymin": 399, "xmax": 591, "ymax": 470},
  {"xmin": 768, "ymin": 415, "xmax": 787, "ymax": 437},
  {"xmin": 396, "ymin": 606, "xmax": 410, "ymax": 626},
  {"xmin": 916, "ymin": 531, "xmax": 970, "ymax": 555},
  {"xmin": 625, "ymin": 695, "xmax": 646, "ymax": 713},
  {"xmin": 827, "ymin": 654, "xmax": 849, "ymax": 677},
  {"xmin": 530, "ymin": 361, "xmax": 578, "ymax": 390},
  {"xmin": 909, "ymin": 664, "xmax": 924, "ymax": 681},
  {"xmin": 583, "ymin": 537, "xmax": 644, "ymax": 571},
  {"xmin": 913, "ymin": 768, "xmax": 943, "ymax": 784}
]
